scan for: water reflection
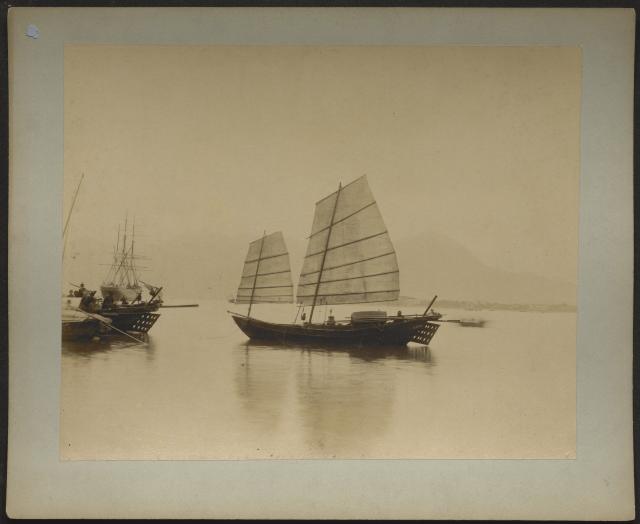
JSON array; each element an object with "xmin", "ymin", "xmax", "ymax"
[
  {"xmin": 234, "ymin": 344, "xmax": 292, "ymax": 431},
  {"xmin": 237, "ymin": 340, "xmax": 436, "ymax": 364},
  {"xmin": 62, "ymin": 334, "xmax": 156, "ymax": 362},
  {"xmin": 60, "ymin": 301, "xmax": 578, "ymax": 459},
  {"xmin": 294, "ymin": 349, "xmax": 396, "ymax": 455},
  {"xmin": 234, "ymin": 341, "xmax": 436, "ymax": 456}
]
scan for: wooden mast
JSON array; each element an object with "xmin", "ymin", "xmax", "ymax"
[
  {"xmin": 121, "ymin": 215, "xmax": 128, "ymax": 287},
  {"xmin": 62, "ymin": 173, "xmax": 85, "ymax": 259},
  {"xmin": 423, "ymin": 295, "xmax": 438, "ymax": 316},
  {"xmin": 308, "ymin": 181, "xmax": 342, "ymax": 324},
  {"xmin": 131, "ymin": 218, "xmax": 138, "ymax": 286},
  {"xmin": 247, "ymin": 230, "xmax": 266, "ymax": 318}
]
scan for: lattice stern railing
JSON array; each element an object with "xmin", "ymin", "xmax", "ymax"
[
  {"xmin": 131, "ymin": 313, "xmax": 160, "ymax": 333},
  {"xmin": 410, "ymin": 322, "xmax": 439, "ymax": 345}
]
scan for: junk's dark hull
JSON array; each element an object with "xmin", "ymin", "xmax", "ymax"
[
  {"xmin": 99, "ymin": 303, "xmax": 160, "ymax": 333},
  {"xmin": 231, "ymin": 314, "xmax": 439, "ymax": 346},
  {"xmin": 62, "ymin": 319, "xmax": 103, "ymax": 340}
]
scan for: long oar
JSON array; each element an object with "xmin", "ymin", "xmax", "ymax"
[{"xmin": 74, "ymin": 308, "xmax": 147, "ymax": 345}]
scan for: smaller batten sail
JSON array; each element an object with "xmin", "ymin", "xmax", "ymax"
[
  {"xmin": 297, "ymin": 176, "xmax": 400, "ymax": 307},
  {"xmin": 236, "ymin": 231, "xmax": 294, "ymax": 305}
]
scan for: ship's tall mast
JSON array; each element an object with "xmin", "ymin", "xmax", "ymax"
[
  {"xmin": 247, "ymin": 231, "xmax": 266, "ymax": 318},
  {"xmin": 107, "ymin": 224, "xmax": 121, "ymax": 284},
  {"xmin": 119, "ymin": 216, "xmax": 127, "ymax": 286},
  {"xmin": 122, "ymin": 215, "xmax": 128, "ymax": 256},
  {"xmin": 131, "ymin": 218, "xmax": 138, "ymax": 286},
  {"xmin": 115, "ymin": 224, "xmax": 120, "ymax": 256},
  {"xmin": 308, "ymin": 181, "xmax": 342, "ymax": 324},
  {"xmin": 62, "ymin": 173, "xmax": 85, "ymax": 259}
]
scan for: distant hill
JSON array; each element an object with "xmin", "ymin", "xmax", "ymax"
[
  {"xmin": 393, "ymin": 231, "xmax": 577, "ymax": 306},
  {"xmin": 64, "ymin": 228, "xmax": 578, "ymax": 306}
]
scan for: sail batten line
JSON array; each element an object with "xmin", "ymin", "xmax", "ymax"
[
  {"xmin": 308, "ymin": 201, "xmax": 376, "ymax": 238},
  {"xmin": 246, "ymin": 269, "xmax": 291, "ymax": 277},
  {"xmin": 238, "ymin": 285, "xmax": 293, "ymax": 290},
  {"xmin": 245, "ymin": 252, "xmax": 288, "ymax": 264},
  {"xmin": 304, "ymin": 230, "xmax": 388, "ymax": 259},
  {"xmin": 236, "ymin": 293, "xmax": 293, "ymax": 297},
  {"xmin": 300, "ymin": 251, "xmax": 396, "ymax": 277},
  {"xmin": 298, "ymin": 289, "xmax": 400, "ymax": 299},
  {"xmin": 298, "ymin": 270, "xmax": 399, "ymax": 286},
  {"xmin": 235, "ymin": 297, "xmax": 292, "ymax": 303}
]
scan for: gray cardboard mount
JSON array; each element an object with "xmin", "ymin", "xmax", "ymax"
[{"xmin": 7, "ymin": 7, "xmax": 635, "ymax": 519}]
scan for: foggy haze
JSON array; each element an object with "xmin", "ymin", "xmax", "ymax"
[{"xmin": 63, "ymin": 45, "xmax": 580, "ymax": 304}]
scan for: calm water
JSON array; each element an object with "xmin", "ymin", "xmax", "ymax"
[{"xmin": 61, "ymin": 300, "xmax": 576, "ymax": 459}]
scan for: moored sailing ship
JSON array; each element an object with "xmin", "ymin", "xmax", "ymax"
[
  {"xmin": 229, "ymin": 176, "xmax": 440, "ymax": 346},
  {"xmin": 100, "ymin": 218, "xmax": 143, "ymax": 302}
]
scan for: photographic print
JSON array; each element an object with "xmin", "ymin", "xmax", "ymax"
[
  {"xmin": 9, "ymin": 7, "xmax": 634, "ymax": 519},
  {"xmin": 61, "ymin": 44, "xmax": 579, "ymax": 460}
]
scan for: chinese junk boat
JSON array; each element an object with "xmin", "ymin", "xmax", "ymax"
[{"xmin": 229, "ymin": 176, "xmax": 440, "ymax": 346}]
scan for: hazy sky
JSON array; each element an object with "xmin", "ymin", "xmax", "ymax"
[{"xmin": 63, "ymin": 45, "xmax": 580, "ymax": 301}]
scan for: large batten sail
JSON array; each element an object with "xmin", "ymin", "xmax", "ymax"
[
  {"xmin": 297, "ymin": 176, "xmax": 400, "ymax": 308},
  {"xmin": 236, "ymin": 231, "xmax": 294, "ymax": 306}
]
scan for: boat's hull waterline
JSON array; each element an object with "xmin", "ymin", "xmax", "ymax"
[
  {"xmin": 62, "ymin": 318, "xmax": 104, "ymax": 340},
  {"xmin": 61, "ymin": 303, "xmax": 112, "ymax": 340},
  {"xmin": 231, "ymin": 314, "xmax": 439, "ymax": 347}
]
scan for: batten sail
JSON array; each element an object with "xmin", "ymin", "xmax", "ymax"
[
  {"xmin": 236, "ymin": 231, "xmax": 294, "ymax": 305},
  {"xmin": 297, "ymin": 176, "xmax": 400, "ymax": 306}
]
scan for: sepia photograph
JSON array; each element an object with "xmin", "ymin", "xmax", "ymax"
[
  {"xmin": 7, "ymin": 6, "xmax": 634, "ymax": 520},
  {"xmin": 61, "ymin": 44, "xmax": 579, "ymax": 460}
]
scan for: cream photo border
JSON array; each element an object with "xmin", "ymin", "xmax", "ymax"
[{"xmin": 7, "ymin": 7, "xmax": 635, "ymax": 519}]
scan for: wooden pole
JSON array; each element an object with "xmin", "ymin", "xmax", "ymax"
[
  {"xmin": 131, "ymin": 218, "xmax": 138, "ymax": 286},
  {"xmin": 63, "ymin": 173, "xmax": 84, "ymax": 239},
  {"xmin": 309, "ymin": 182, "xmax": 342, "ymax": 324},
  {"xmin": 423, "ymin": 295, "xmax": 438, "ymax": 316},
  {"xmin": 62, "ymin": 173, "xmax": 84, "ymax": 259}
]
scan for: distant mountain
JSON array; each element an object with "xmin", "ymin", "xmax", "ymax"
[
  {"xmin": 393, "ymin": 232, "xmax": 577, "ymax": 306},
  {"xmin": 64, "ymin": 228, "xmax": 577, "ymax": 305}
]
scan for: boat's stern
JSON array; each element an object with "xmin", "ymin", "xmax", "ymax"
[{"xmin": 409, "ymin": 321, "xmax": 440, "ymax": 345}]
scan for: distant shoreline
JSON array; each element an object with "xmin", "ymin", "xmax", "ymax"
[
  {"xmin": 396, "ymin": 296, "xmax": 577, "ymax": 313},
  {"xmin": 221, "ymin": 295, "xmax": 577, "ymax": 313}
]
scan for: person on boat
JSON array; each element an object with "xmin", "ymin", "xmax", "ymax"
[
  {"xmin": 67, "ymin": 289, "xmax": 74, "ymax": 297},
  {"xmin": 121, "ymin": 296, "xmax": 129, "ymax": 305},
  {"xmin": 134, "ymin": 291, "xmax": 142, "ymax": 303},
  {"xmin": 103, "ymin": 293, "xmax": 114, "ymax": 309},
  {"xmin": 79, "ymin": 290, "xmax": 96, "ymax": 311}
]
